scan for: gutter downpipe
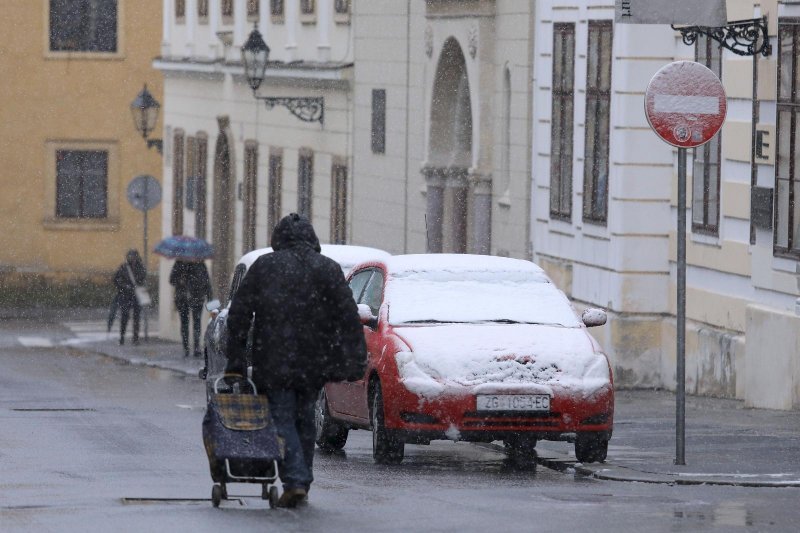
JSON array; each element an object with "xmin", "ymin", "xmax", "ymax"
[
  {"xmin": 404, "ymin": 0, "xmax": 412, "ymax": 253},
  {"xmin": 525, "ymin": 1, "xmax": 536, "ymax": 260}
]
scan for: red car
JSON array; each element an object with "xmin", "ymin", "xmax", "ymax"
[{"xmin": 315, "ymin": 254, "xmax": 614, "ymax": 465}]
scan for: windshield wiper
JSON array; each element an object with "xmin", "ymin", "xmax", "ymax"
[
  {"xmin": 483, "ymin": 319, "xmax": 569, "ymax": 327},
  {"xmin": 401, "ymin": 319, "xmax": 469, "ymax": 324}
]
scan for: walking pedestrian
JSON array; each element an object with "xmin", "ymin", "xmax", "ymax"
[
  {"xmin": 225, "ymin": 213, "xmax": 367, "ymax": 508},
  {"xmin": 113, "ymin": 250, "xmax": 146, "ymax": 345},
  {"xmin": 169, "ymin": 259, "xmax": 213, "ymax": 358}
]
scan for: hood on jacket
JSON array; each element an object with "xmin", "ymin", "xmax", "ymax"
[{"xmin": 270, "ymin": 213, "xmax": 322, "ymax": 253}]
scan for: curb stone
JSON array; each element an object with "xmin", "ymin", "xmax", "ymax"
[{"xmin": 518, "ymin": 445, "xmax": 800, "ymax": 488}]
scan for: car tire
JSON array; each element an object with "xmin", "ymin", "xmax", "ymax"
[
  {"xmin": 574, "ymin": 432, "xmax": 609, "ymax": 463},
  {"xmin": 504, "ymin": 434, "xmax": 537, "ymax": 467},
  {"xmin": 371, "ymin": 382, "xmax": 404, "ymax": 465},
  {"xmin": 314, "ymin": 388, "xmax": 349, "ymax": 452}
]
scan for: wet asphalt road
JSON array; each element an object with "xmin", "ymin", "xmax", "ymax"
[{"xmin": 2, "ymin": 345, "xmax": 800, "ymax": 532}]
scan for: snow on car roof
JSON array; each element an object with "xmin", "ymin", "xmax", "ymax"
[
  {"xmin": 383, "ymin": 254, "xmax": 579, "ymax": 328},
  {"xmin": 320, "ymin": 244, "xmax": 391, "ymax": 271},
  {"xmin": 237, "ymin": 244, "xmax": 390, "ymax": 273},
  {"xmin": 385, "ymin": 254, "xmax": 548, "ymax": 280}
]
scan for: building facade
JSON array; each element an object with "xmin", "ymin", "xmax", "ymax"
[
  {"xmin": 350, "ymin": 0, "xmax": 535, "ymax": 260},
  {"xmin": 0, "ymin": 0, "xmax": 164, "ymax": 307},
  {"xmin": 531, "ymin": 0, "xmax": 800, "ymax": 409},
  {"xmin": 155, "ymin": 0, "xmax": 354, "ymax": 339},
  {"xmin": 157, "ymin": 0, "xmax": 800, "ymax": 409}
]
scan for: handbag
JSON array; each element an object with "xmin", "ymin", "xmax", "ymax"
[
  {"xmin": 134, "ymin": 286, "xmax": 152, "ymax": 307},
  {"xmin": 126, "ymin": 264, "xmax": 152, "ymax": 307}
]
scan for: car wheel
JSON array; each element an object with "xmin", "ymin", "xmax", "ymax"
[
  {"xmin": 314, "ymin": 388, "xmax": 349, "ymax": 452},
  {"xmin": 504, "ymin": 434, "xmax": 537, "ymax": 466},
  {"xmin": 574, "ymin": 432, "xmax": 609, "ymax": 463},
  {"xmin": 370, "ymin": 382, "xmax": 404, "ymax": 465}
]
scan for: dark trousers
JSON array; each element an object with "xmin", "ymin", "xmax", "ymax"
[
  {"xmin": 177, "ymin": 301, "xmax": 203, "ymax": 356},
  {"xmin": 107, "ymin": 293, "xmax": 119, "ymax": 332},
  {"xmin": 267, "ymin": 388, "xmax": 318, "ymax": 491},
  {"xmin": 119, "ymin": 296, "xmax": 140, "ymax": 342}
]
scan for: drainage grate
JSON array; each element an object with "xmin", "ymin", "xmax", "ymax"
[
  {"xmin": 11, "ymin": 408, "xmax": 95, "ymax": 412},
  {"xmin": 121, "ymin": 497, "xmax": 244, "ymax": 506}
]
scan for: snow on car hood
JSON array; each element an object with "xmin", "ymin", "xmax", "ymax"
[{"xmin": 393, "ymin": 324, "xmax": 610, "ymax": 399}]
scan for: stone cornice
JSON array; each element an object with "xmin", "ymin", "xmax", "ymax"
[{"xmin": 153, "ymin": 56, "xmax": 353, "ymax": 86}]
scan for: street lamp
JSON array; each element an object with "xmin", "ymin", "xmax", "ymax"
[
  {"xmin": 130, "ymin": 84, "xmax": 163, "ymax": 154},
  {"xmin": 241, "ymin": 27, "xmax": 324, "ymax": 124}
]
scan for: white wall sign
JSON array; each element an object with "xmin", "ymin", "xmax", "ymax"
[{"xmin": 615, "ymin": 0, "xmax": 727, "ymax": 26}]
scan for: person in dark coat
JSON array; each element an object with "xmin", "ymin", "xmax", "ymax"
[
  {"xmin": 225, "ymin": 213, "xmax": 367, "ymax": 508},
  {"xmin": 112, "ymin": 250, "xmax": 146, "ymax": 345},
  {"xmin": 169, "ymin": 259, "xmax": 213, "ymax": 358}
]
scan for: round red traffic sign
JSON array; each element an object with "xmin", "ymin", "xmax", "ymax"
[{"xmin": 644, "ymin": 61, "xmax": 727, "ymax": 148}]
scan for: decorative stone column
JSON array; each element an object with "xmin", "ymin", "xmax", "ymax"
[
  {"xmin": 444, "ymin": 167, "xmax": 469, "ymax": 254},
  {"xmin": 317, "ymin": 0, "xmax": 332, "ymax": 62},
  {"xmin": 422, "ymin": 166, "xmax": 445, "ymax": 253},
  {"xmin": 234, "ymin": 0, "xmax": 247, "ymax": 47},
  {"xmin": 285, "ymin": 0, "xmax": 298, "ymax": 61},
  {"xmin": 162, "ymin": 0, "xmax": 172, "ymax": 56},
  {"xmin": 470, "ymin": 171, "xmax": 492, "ymax": 255},
  {"xmin": 209, "ymin": 0, "xmax": 220, "ymax": 57},
  {"xmin": 185, "ymin": 0, "xmax": 196, "ymax": 56},
  {"xmin": 212, "ymin": 116, "xmax": 235, "ymax": 301},
  {"xmin": 258, "ymin": 0, "xmax": 269, "ymax": 47}
]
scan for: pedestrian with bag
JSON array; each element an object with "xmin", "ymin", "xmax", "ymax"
[
  {"xmin": 225, "ymin": 213, "xmax": 367, "ymax": 508},
  {"xmin": 169, "ymin": 259, "xmax": 213, "ymax": 358},
  {"xmin": 112, "ymin": 249, "xmax": 148, "ymax": 345}
]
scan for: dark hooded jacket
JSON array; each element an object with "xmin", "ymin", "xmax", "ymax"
[
  {"xmin": 113, "ymin": 250, "xmax": 146, "ymax": 305},
  {"xmin": 169, "ymin": 260, "xmax": 212, "ymax": 308},
  {"xmin": 225, "ymin": 214, "xmax": 367, "ymax": 391}
]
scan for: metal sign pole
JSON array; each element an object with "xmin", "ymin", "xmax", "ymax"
[
  {"xmin": 143, "ymin": 205, "xmax": 149, "ymax": 342},
  {"xmin": 676, "ymin": 147, "xmax": 687, "ymax": 465},
  {"xmin": 128, "ymin": 174, "xmax": 160, "ymax": 343}
]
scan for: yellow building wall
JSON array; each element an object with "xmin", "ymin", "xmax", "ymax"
[{"xmin": 0, "ymin": 0, "xmax": 163, "ymax": 300}]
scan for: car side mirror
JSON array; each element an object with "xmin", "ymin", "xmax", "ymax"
[
  {"xmin": 357, "ymin": 303, "xmax": 378, "ymax": 329},
  {"xmin": 582, "ymin": 308, "xmax": 607, "ymax": 327}
]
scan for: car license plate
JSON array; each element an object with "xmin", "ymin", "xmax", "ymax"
[{"xmin": 476, "ymin": 394, "xmax": 550, "ymax": 412}]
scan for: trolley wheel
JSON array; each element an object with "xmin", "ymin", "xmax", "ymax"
[
  {"xmin": 268, "ymin": 486, "xmax": 279, "ymax": 509},
  {"xmin": 220, "ymin": 483, "xmax": 228, "ymax": 499},
  {"xmin": 211, "ymin": 484, "xmax": 223, "ymax": 508},
  {"xmin": 261, "ymin": 483, "xmax": 269, "ymax": 500}
]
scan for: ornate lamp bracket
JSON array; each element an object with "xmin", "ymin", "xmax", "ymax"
[
  {"xmin": 671, "ymin": 16, "xmax": 771, "ymax": 57},
  {"xmin": 254, "ymin": 95, "xmax": 324, "ymax": 125}
]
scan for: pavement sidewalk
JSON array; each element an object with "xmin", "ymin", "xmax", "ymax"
[
  {"xmin": 80, "ymin": 331, "xmax": 800, "ymax": 489},
  {"xmin": 84, "ymin": 335, "xmax": 206, "ymax": 378}
]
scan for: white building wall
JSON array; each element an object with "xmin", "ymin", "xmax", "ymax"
[
  {"xmin": 532, "ymin": 0, "xmax": 800, "ymax": 407},
  {"xmin": 351, "ymin": 0, "xmax": 533, "ymax": 258},
  {"xmin": 157, "ymin": 0, "xmax": 354, "ymax": 341},
  {"xmin": 532, "ymin": 1, "xmax": 674, "ymax": 386}
]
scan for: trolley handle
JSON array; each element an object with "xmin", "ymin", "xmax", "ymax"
[{"xmin": 213, "ymin": 373, "xmax": 258, "ymax": 395}]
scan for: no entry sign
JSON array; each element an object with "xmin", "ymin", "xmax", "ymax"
[{"xmin": 644, "ymin": 61, "xmax": 727, "ymax": 148}]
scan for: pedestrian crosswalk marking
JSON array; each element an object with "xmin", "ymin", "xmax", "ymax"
[
  {"xmin": 18, "ymin": 336, "xmax": 54, "ymax": 348},
  {"xmin": 16, "ymin": 321, "xmax": 160, "ymax": 347},
  {"xmin": 62, "ymin": 321, "xmax": 108, "ymax": 332}
]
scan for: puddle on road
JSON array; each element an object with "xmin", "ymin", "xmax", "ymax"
[{"xmin": 672, "ymin": 502, "xmax": 774, "ymax": 529}]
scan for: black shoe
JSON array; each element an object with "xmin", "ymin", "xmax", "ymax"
[
  {"xmin": 193, "ymin": 350, "xmax": 201, "ymax": 358},
  {"xmin": 119, "ymin": 337, "xmax": 125, "ymax": 345},
  {"xmin": 277, "ymin": 488, "xmax": 307, "ymax": 508}
]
